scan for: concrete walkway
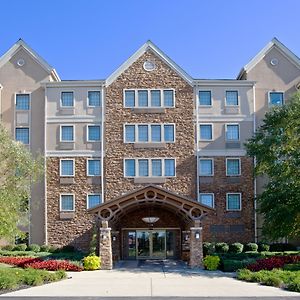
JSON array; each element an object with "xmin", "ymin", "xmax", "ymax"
[{"xmin": 1, "ymin": 260, "xmax": 300, "ymax": 298}]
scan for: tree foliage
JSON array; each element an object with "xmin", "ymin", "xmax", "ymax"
[
  {"xmin": 0, "ymin": 125, "xmax": 43, "ymax": 241},
  {"xmin": 246, "ymin": 92, "xmax": 300, "ymax": 240}
]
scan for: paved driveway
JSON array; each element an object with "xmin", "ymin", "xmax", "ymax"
[{"xmin": 1, "ymin": 260, "xmax": 299, "ymax": 298}]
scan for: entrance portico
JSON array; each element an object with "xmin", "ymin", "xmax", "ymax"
[{"xmin": 88, "ymin": 185, "xmax": 214, "ymax": 269}]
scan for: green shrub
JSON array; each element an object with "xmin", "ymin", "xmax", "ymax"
[
  {"xmin": 223, "ymin": 258, "xmax": 256, "ymax": 272},
  {"xmin": 60, "ymin": 245, "xmax": 75, "ymax": 253},
  {"xmin": 287, "ymin": 278, "xmax": 300, "ymax": 293},
  {"xmin": 2, "ymin": 245, "xmax": 14, "ymax": 251},
  {"xmin": 0, "ymin": 274, "xmax": 19, "ymax": 290},
  {"xmin": 22, "ymin": 270, "xmax": 43, "ymax": 286},
  {"xmin": 261, "ymin": 275, "xmax": 282, "ymax": 287},
  {"xmin": 13, "ymin": 244, "xmax": 27, "ymax": 251},
  {"xmin": 244, "ymin": 243, "xmax": 258, "ymax": 252},
  {"xmin": 203, "ymin": 255, "xmax": 220, "ymax": 271},
  {"xmin": 203, "ymin": 242, "xmax": 215, "ymax": 256},
  {"xmin": 48, "ymin": 245, "xmax": 59, "ymax": 253},
  {"xmin": 40, "ymin": 245, "xmax": 50, "ymax": 252},
  {"xmin": 258, "ymin": 243, "xmax": 270, "ymax": 252},
  {"xmin": 284, "ymin": 263, "xmax": 300, "ymax": 271},
  {"xmin": 229, "ymin": 243, "xmax": 244, "ymax": 254},
  {"xmin": 215, "ymin": 243, "xmax": 229, "ymax": 253},
  {"xmin": 83, "ymin": 255, "xmax": 101, "ymax": 270},
  {"xmin": 27, "ymin": 244, "xmax": 40, "ymax": 252},
  {"xmin": 55, "ymin": 270, "xmax": 67, "ymax": 280}
]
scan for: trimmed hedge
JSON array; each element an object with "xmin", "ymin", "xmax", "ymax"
[
  {"xmin": 27, "ymin": 244, "xmax": 40, "ymax": 253},
  {"xmin": 12, "ymin": 244, "xmax": 27, "ymax": 251},
  {"xmin": 203, "ymin": 242, "xmax": 215, "ymax": 256},
  {"xmin": 244, "ymin": 243, "xmax": 258, "ymax": 252},
  {"xmin": 229, "ymin": 243, "xmax": 244, "ymax": 254},
  {"xmin": 269, "ymin": 243, "xmax": 297, "ymax": 252},
  {"xmin": 222, "ymin": 258, "xmax": 256, "ymax": 272},
  {"xmin": 258, "ymin": 243, "xmax": 270, "ymax": 252},
  {"xmin": 215, "ymin": 243, "xmax": 229, "ymax": 253}
]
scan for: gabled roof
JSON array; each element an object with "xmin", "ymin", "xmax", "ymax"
[
  {"xmin": 106, "ymin": 40, "xmax": 193, "ymax": 86},
  {"xmin": 237, "ymin": 37, "xmax": 300, "ymax": 79},
  {"xmin": 0, "ymin": 39, "xmax": 60, "ymax": 81}
]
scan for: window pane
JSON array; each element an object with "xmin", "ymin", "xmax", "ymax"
[
  {"xmin": 152, "ymin": 159, "xmax": 162, "ymax": 176},
  {"xmin": 125, "ymin": 91, "xmax": 135, "ymax": 107},
  {"xmin": 227, "ymin": 194, "xmax": 241, "ymax": 210},
  {"xmin": 164, "ymin": 125, "xmax": 174, "ymax": 142},
  {"xmin": 88, "ymin": 91, "xmax": 101, "ymax": 106},
  {"xmin": 151, "ymin": 90, "xmax": 161, "ymax": 107},
  {"xmin": 125, "ymin": 125, "xmax": 135, "ymax": 142},
  {"xmin": 88, "ymin": 126, "xmax": 101, "ymax": 141},
  {"xmin": 199, "ymin": 91, "xmax": 211, "ymax": 106},
  {"xmin": 200, "ymin": 194, "xmax": 214, "ymax": 207},
  {"xmin": 88, "ymin": 195, "xmax": 101, "ymax": 209},
  {"xmin": 227, "ymin": 159, "xmax": 240, "ymax": 175},
  {"xmin": 151, "ymin": 125, "xmax": 161, "ymax": 142},
  {"xmin": 61, "ymin": 160, "xmax": 74, "ymax": 176},
  {"xmin": 200, "ymin": 159, "xmax": 213, "ymax": 176},
  {"xmin": 61, "ymin": 195, "xmax": 74, "ymax": 211},
  {"xmin": 165, "ymin": 159, "xmax": 175, "ymax": 176},
  {"xmin": 270, "ymin": 92, "xmax": 283, "ymax": 106},
  {"xmin": 61, "ymin": 126, "xmax": 73, "ymax": 141},
  {"xmin": 138, "ymin": 90, "xmax": 148, "ymax": 107},
  {"xmin": 88, "ymin": 160, "xmax": 100, "ymax": 176},
  {"xmin": 61, "ymin": 92, "xmax": 74, "ymax": 107},
  {"xmin": 16, "ymin": 94, "xmax": 30, "ymax": 110},
  {"xmin": 15, "ymin": 128, "xmax": 29, "ymax": 144},
  {"xmin": 200, "ymin": 125, "xmax": 212, "ymax": 140},
  {"xmin": 125, "ymin": 159, "xmax": 135, "ymax": 176},
  {"xmin": 226, "ymin": 125, "xmax": 239, "ymax": 140},
  {"xmin": 138, "ymin": 159, "xmax": 149, "ymax": 176},
  {"xmin": 138, "ymin": 125, "xmax": 148, "ymax": 142},
  {"xmin": 226, "ymin": 91, "xmax": 238, "ymax": 106},
  {"xmin": 164, "ymin": 90, "xmax": 174, "ymax": 107}
]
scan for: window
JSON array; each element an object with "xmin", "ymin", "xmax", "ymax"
[
  {"xmin": 138, "ymin": 125, "xmax": 148, "ymax": 142},
  {"xmin": 151, "ymin": 125, "xmax": 161, "ymax": 142},
  {"xmin": 87, "ymin": 159, "xmax": 101, "ymax": 176},
  {"xmin": 226, "ymin": 193, "xmax": 241, "ymax": 211},
  {"xmin": 269, "ymin": 92, "xmax": 284, "ymax": 106},
  {"xmin": 199, "ymin": 159, "xmax": 213, "ymax": 176},
  {"xmin": 16, "ymin": 94, "xmax": 30, "ymax": 110},
  {"xmin": 199, "ymin": 193, "xmax": 214, "ymax": 208},
  {"xmin": 199, "ymin": 124, "xmax": 213, "ymax": 140},
  {"xmin": 199, "ymin": 91, "xmax": 212, "ymax": 106},
  {"xmin": 87, "ymin": 125, "xmax": 101, "ymax": 141},
  {"xmin": 226, "ymin": 91, "xmax": 239, "ymax": 106},
  {"xmin": 138, "ymin": 90, "xmax": 148, "ymax": 107},
  {"xmin": 226, "ymin": 158, "xmax": 241, "ymax": 176},
  {"xmin": 151, "ymin": 90, "xmax": 161, "ymax": 107},
  {"xmin": 226, "ymin": 124, "xmax": 239, "ymax": 141},
  {"xmin": 163, "ymin": 90, "xmax": 174, "ymax": 107},
  {"xmin": 124, "ymin": 125, "xmax": 135, "ymax": 143},
  {"xmin": 88, "ymin": 91, "xmax": 101, "ymax": 107},
  {"xmin": 164, "ymin": 125, "xmax": 174, "ymax": 142},
  {"xmin": 60, "ymin": 125, "xmax": 74, "ymax": 142},
  {"xmin": 124, "ymin": 91, "xmax": 135, "ymax": 107},
  {"xmin": 87, "ymin": 194, "xmax": 101, "ymax": 209},
  {"xmin": 61, "ymin": 92, "xmax": 74, "ymax": 107},
  {"xmin": 124, "ymin": 158, "xmax": 175, "ymax": 177},
  {"xmin": 60, "ymin": 194, "xmax": 75, "ymax": 211},
  {"xmin": 15, "ymin": 128, "xmax": 29, "ymax": 144},
  {"xmin": 60, "ymin": 159, "xmax": 74, "ymax": 176}
]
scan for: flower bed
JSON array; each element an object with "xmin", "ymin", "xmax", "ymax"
[{"xmin": 247, "ymin": 255, "xmax": 300, "ymax": 272}]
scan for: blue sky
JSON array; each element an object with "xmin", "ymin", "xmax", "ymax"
[{"xmin": 0, "ymin": 0, "xmax": 299, "ymax": 80}]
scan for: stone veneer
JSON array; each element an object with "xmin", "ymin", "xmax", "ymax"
[
  {"xmin": 104, "ymin": 50, "xmax": 196, "ymax": 201},
  {"xmin": 46, "ymin": 157, "xmax": 101, "ymax": 251}
]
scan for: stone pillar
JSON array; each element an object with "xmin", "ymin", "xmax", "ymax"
[
  {"xmin": 189, "ymin": 220, "xmax": 203, "ymax": 268},
  {"xmin": 99, "ymin": 221, "xmax": 113, "ymax": 270}
]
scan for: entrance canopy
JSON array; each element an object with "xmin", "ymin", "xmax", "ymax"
[{"xmin": 88, "ymin": 185, "xmax": 214, "ymax": 225}]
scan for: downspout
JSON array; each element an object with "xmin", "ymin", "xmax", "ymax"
[
  {"xmin": 101, "ymin": 86, "xmax": 105, "ymax": 204},
  {"xmin": 253, "ymin": 83, "xmax": 257, "ymax": 243},
  {"xmin": 44, "ymin": 84, "xmax": 48, "ymax": 244},
  {"xmin": 195, "ymin": 86, "xmax": 199, "ymax": 201}
]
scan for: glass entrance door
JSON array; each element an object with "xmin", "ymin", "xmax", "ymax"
[
  {"xmin": 152, "ymin": 230, "xmax": 166, "ymax": 258},
  {"xmin": 137, "ymin": 231, "xmax": 150, "ymax": 258}
]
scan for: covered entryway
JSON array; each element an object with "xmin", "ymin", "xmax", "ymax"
[{"xmin": 88, "ymin": 185, "xmax": 214, "ymax": 269}]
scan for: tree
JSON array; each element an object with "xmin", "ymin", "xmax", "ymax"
[
  {"xmin": 0, "ymin": 124, "xmax": 43, "ymax": 241},
  {"xmin": 245, "ymin": 92, "xmax": 300, "ymax": 240}
]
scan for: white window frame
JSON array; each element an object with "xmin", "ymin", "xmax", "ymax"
[
  {"xmin": 123, "ymin": 89, "xmax": 176, "ymax": 108},
  {"xmin": 60, "ymin": 124, "xmax": 75, "ymax": 142},
  {"xmin": 225, "ymin": 123, "xmax": 240, "ymax": 141},
  {"xmin": 86, "ymin": 158, "xmax": 101, "ymax": 176},
  {"xmin": 86, "ymin": 124, "xmax": 101, "ymax": 142},
  {"xmin": 225, "ymin": 90, "xmax": 239, "ymax": 107},
  {"xmin": 60, "ymin": 193, "xmax": 75, "ymax": 212},
  {"xmin": 86, "ymin": 193, "xmax": 102, "ymax": 209},
  {"xmin": 123, "ymin": 158, "xmax": 176, "ymax": 178},
  {"xmin": 226, "ymin": 158, "xmax": 241, "ymax": 176},
  {"xmin": 123, "ymin": 123, "xmax": 176, "ymax": 143},
  {"xmin": 15, "ymin": 93, "xmax": 31, "ymax": 111},
  {"xmin": 15, "ymin": 126, "xmax": 30, "ymax": 145},
  {"xmin": 199, "ymin": 158, "xmax": 214, "ymax": 176},
  {"xmin": 198, "ymin": 90, "xmax": 212, "ymax": 107},
  {"xmin": 60, "ymin": 91, "xmax": 75, "ymax": 108},
  {"xmin": 60, "ymin": 158, "xmax": 75, "ymax": 177},
  {"xmin": 226, "ymin": 193, "xmax": 242, "ymax": 211},
  {"xmin": 87, "ymin": 90, "xmax": 102, "ymax": 108},
  {"xmin": 268, "ymin": 91, "xmax": 284, "ymax": 107},
  {"xmin": 199, "ymin": 123, "xmax": 213, "ymax": 141},
  {"xmin": 199, "ymin": 193, "xmax": 215, "ymax": 208}
]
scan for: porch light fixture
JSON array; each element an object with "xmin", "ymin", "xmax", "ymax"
[{"xmin": 142, "ymin": 217, "xmax": 159, "ymax": 224}]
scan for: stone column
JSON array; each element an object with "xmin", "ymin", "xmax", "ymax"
[
  {"xmin": 189, "ymin": 220, "xmax": 203, "ymax": 268},
  {"xmin": 99, "ymin": 221, "xmax": 113, "ymax": 270}
]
